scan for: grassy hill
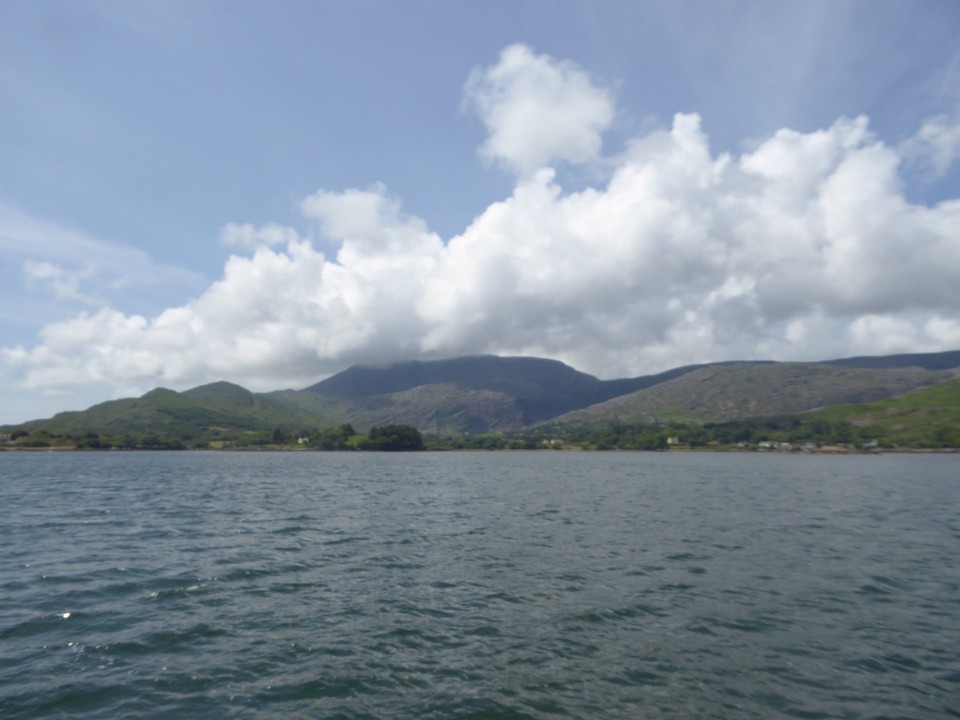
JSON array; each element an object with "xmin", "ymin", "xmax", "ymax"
[
  {"xmin": 6, "ymin": 383, "xmax": 340, "ymax": 448},
  {"xmin": 804, "ymin": 378, "xmax": 960, "ymax": 447}
]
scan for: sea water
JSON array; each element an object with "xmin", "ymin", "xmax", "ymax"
[{"xmin": 1, "ymin": 450, "xmax": 958, "ymax": 718}]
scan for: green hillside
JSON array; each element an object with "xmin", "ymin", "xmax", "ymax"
[
  {"xmin": 804, "ymin": 378, "xmax": 960, "ymax": 447},
  {"xmin": 6, "ymin": 383, "xmax": 336, "ymax": 448},
  {"xmin": 0, "ymin": 379, "xmax": 526, "ymax": 449},
  {"xmin": 181, "ymin": 381, "xmax": 257, "ymax": 410},
  {"xmin": 13, "ymin": 388, "xmax": 232, "ymax": 436}
]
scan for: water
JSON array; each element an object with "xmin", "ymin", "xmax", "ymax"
[{"xmin": 1, "ymin": 451, "xmax": 958, "ymax": 719}]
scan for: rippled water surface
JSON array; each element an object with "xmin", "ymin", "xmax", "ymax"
[{"xmin": 1, "ymin": 451, "xmax": 959, "ymax": 718}]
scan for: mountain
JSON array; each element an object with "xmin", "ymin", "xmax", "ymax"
[
  {"xmin": 547, "ymin": 362, "xmax": 957, "ymax": 426},
  {"xmin": 3, "ymin": 349, "xmax": 959, "ymax": 447},
  {"xmin": 303, "ymin": 355, "xmax": 762, "ymax": 431},
  {"xmin": 304, "ymin": 354, "xmax": 722, "ymax": 425},
  {"xmin": 181, "ymin": 381, "xmax": 257, "ymax": 410},
  {"xmin": 823, "ymin": 349, "xmax": 960, "ymax": 371}
]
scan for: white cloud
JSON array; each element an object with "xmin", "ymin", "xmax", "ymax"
[
  {"xmin": 849, "ymin": 313, "xmax": 960, "ymax": 354},
  {"xmin": 4, "ymin": 47, "xmax": 960, "ymax": 403},
  {"xmin": 219, "ymin": 222, "xmax": 302, "ymax": 249},
  {"xmin": 899, "ymin": 112, "xmax": 960, "ymax": 179},
  {"xmin": 464, "ymin": 44, "xmax": 614, "ymax": 176},
  {"xmin": 22, "ymin": 260, "xmax": 101, "ymax": 306}
]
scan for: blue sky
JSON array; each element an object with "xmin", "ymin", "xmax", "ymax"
[{"xmin": 2, "ymin": 0, "xmax": 959, "ymax": 424}]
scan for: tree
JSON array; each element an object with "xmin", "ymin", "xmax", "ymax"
[
  {"xmin": 362, "ymin": 424, "xmax": 424, "ymax": 451},
  {"xmin": 310, "ymin": 423, "xmax": 357, "ymax": 450}
]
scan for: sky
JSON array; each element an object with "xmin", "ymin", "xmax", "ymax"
[{"xmin": 2, "ymin": 0, "xmax": 960, "ymax": 424}]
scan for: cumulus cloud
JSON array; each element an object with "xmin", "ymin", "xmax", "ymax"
[
  {"xmin": 464, "ymin": 43, "xmax": 614, "ymax": 176},
  {"xmin": 4, "ymin": 45, "xmax": 960, "ymax": 398}
]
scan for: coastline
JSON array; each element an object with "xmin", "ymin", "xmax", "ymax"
[{"xmin": 3, "ymin": 445, "xmax": 957, "ymax": 454}]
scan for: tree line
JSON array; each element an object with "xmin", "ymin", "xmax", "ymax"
[{"xmin": 4, "ymin": 414, "xmax": 956, "ymax": 451}]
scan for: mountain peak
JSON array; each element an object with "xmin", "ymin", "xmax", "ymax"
[
  {"xmin": 303, "ymin": 355, "xmax": 605, "ymax": 424},
  {"xmin": 182, "ymin": 381, "xmax": 256, "ymax": 408}
]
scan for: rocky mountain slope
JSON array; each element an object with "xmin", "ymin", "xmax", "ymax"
[{"xmin": 547, "ymin": 362, "xmax": 957, "ymax": 425}]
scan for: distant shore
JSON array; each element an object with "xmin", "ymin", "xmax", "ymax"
[{"xmin": 3, "ymin": 445, "xmax": 958, "ymax": 454}]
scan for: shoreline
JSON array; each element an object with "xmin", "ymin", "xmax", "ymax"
[{"xmin": 3, "ymin": 445, "xmax": 958, "ymax": 454}]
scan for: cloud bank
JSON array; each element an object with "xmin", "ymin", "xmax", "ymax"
[{"xmin": 5, "ymin": 45, "xmax": 960, "ymax": 397}]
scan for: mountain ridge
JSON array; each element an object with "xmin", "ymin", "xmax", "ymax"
[
  {"xmin": 307, "ymin": 355, "xmax": 644, "ymax": 425},
  {"xmin": 546, "ymin": 362, "xmax": 958, "ymax": 426},
  {"xmin": 3, "ymin": 350, "xmax": 960, "ymax": 446}
]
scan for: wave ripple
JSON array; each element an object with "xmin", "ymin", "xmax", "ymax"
[{"xmin": 2, "ymin": 451, "xmax": 959, "ymax": 719}]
